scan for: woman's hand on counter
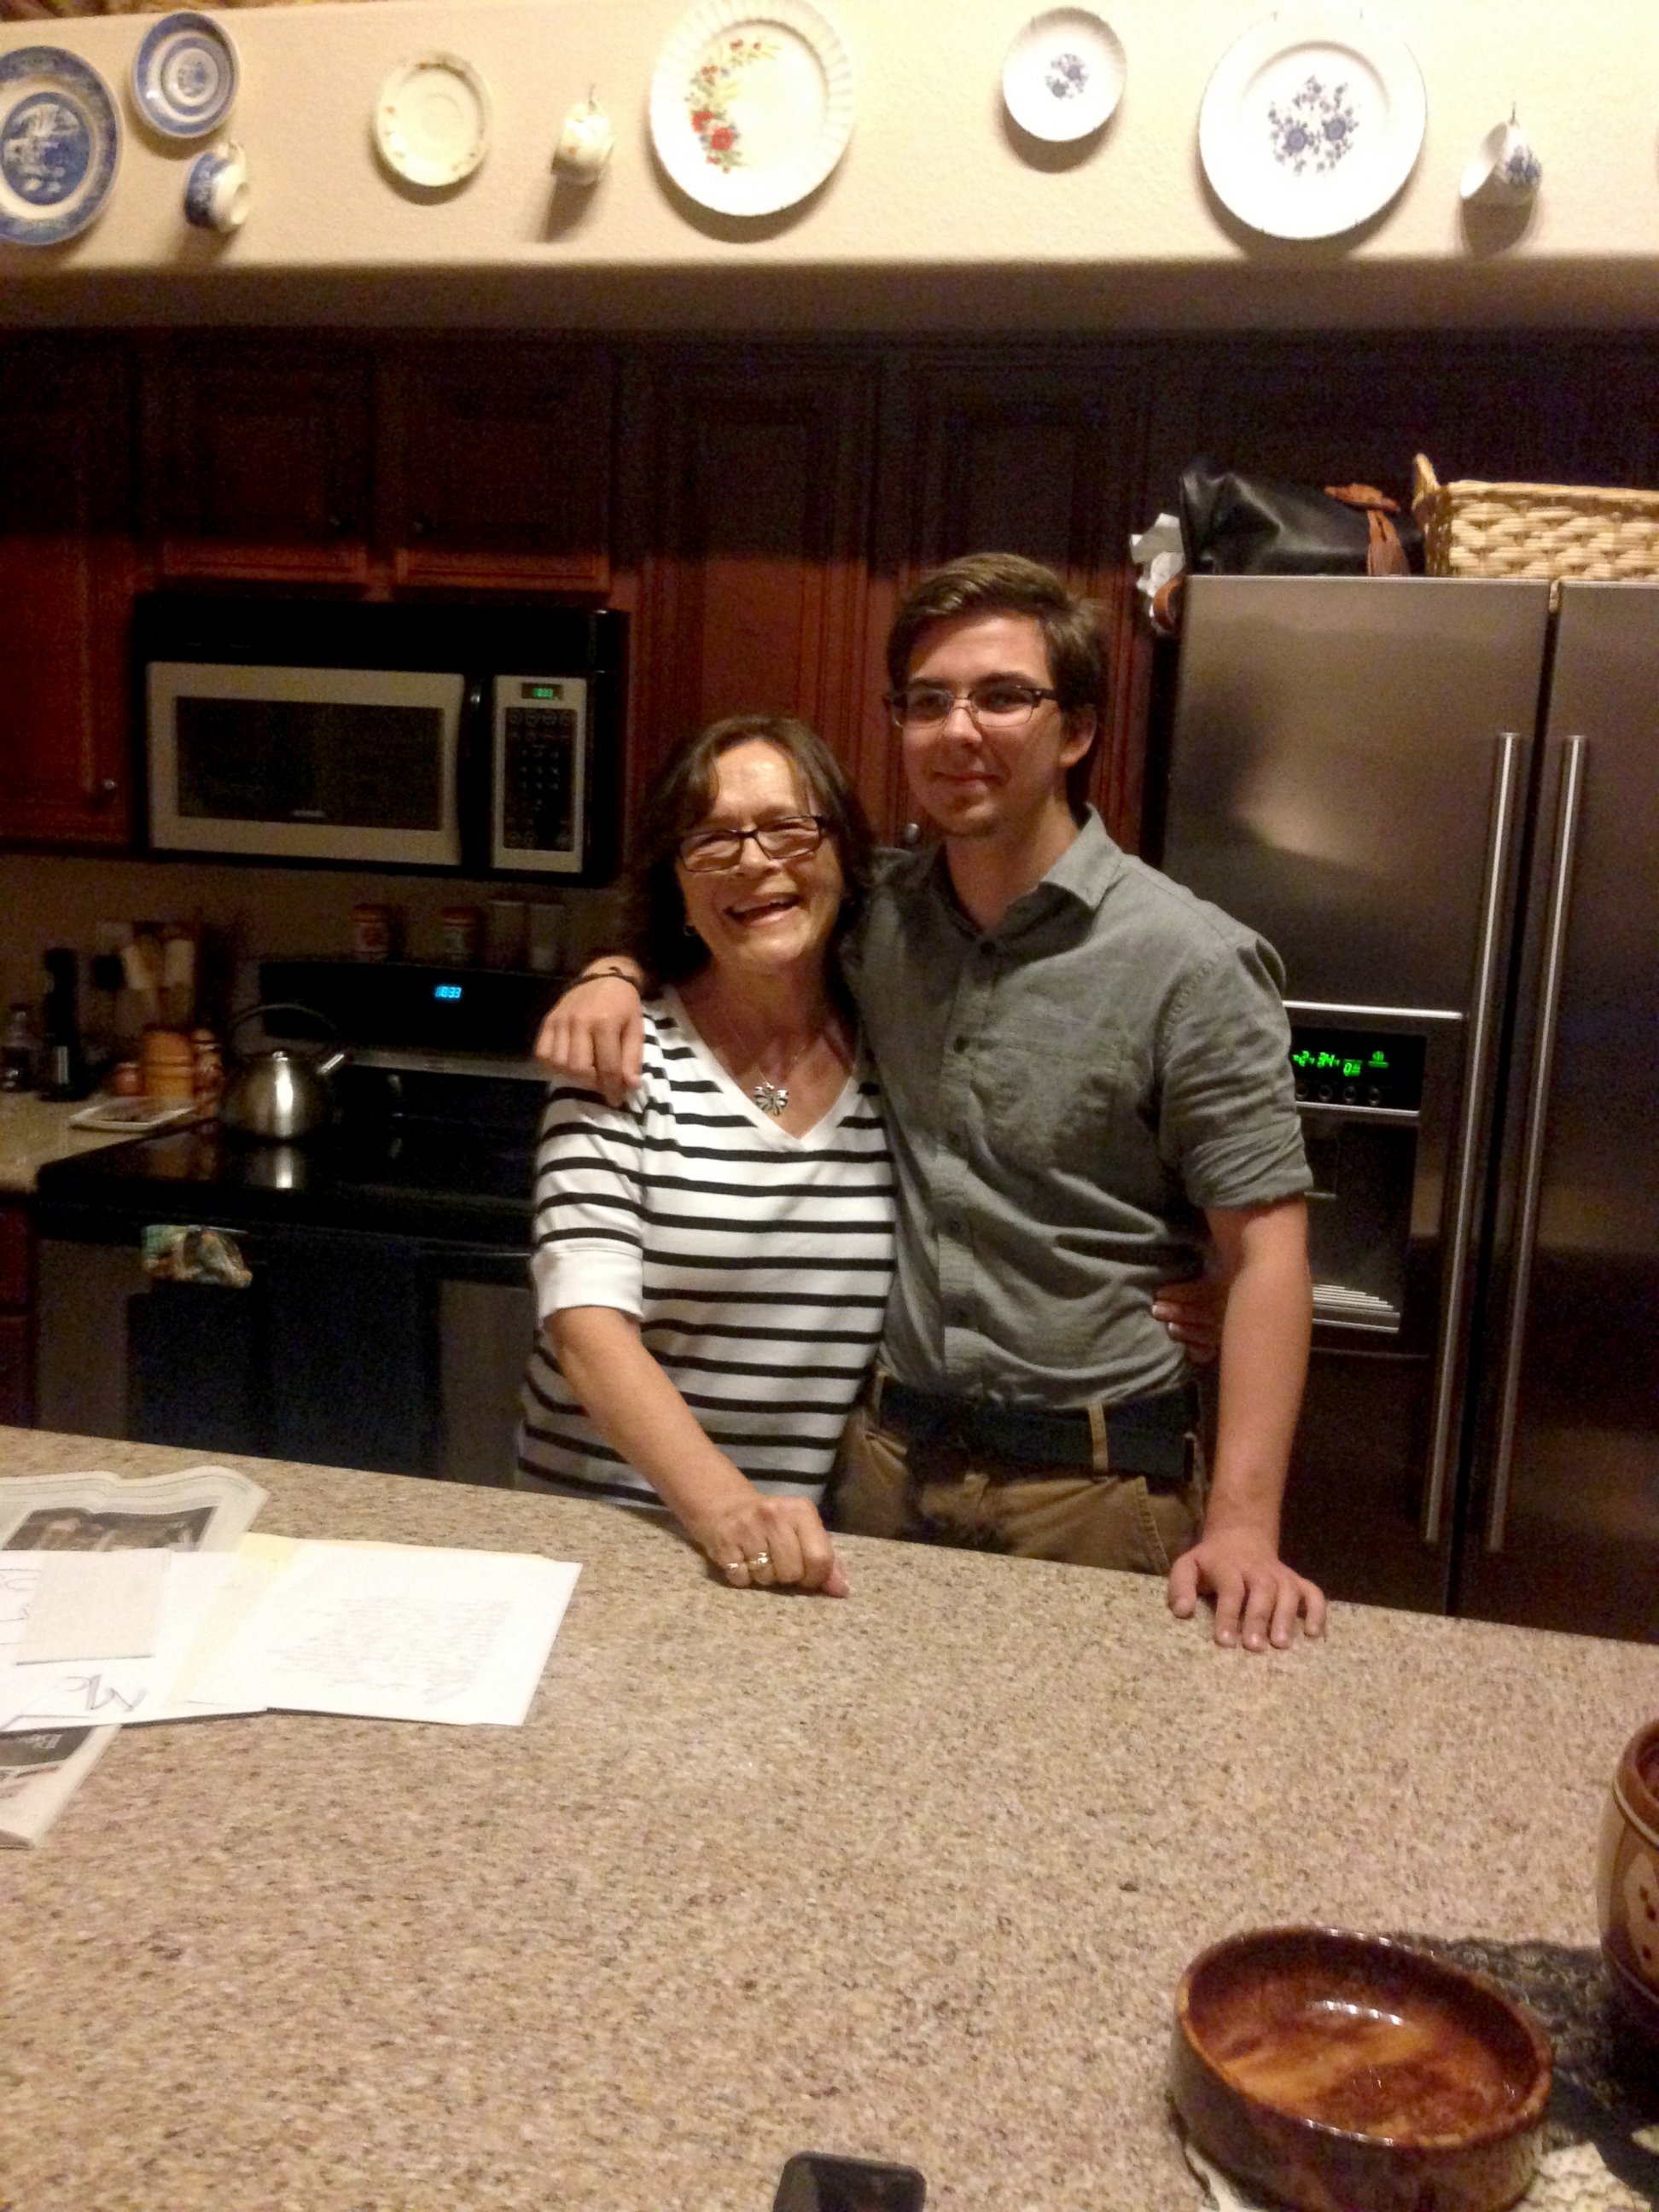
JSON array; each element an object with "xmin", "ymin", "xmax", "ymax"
[
  {"xmin": 685, "ymin": 1492, "xmax": 849, "ymax": 1598},
  {"xmin": 536, "ymin": 964, "xmax": 648, "ymax": 1109}
]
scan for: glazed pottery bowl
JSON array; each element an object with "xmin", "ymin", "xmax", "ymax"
[
  {"xmin": 1597, "ymin": 1717, "xmax": 1659, "ymax": 2047},
  {"xmin": 1171, "ymin": 1928, "xmax": 1551, "ymax": 2212}
]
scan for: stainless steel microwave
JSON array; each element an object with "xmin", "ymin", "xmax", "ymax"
[{"xmin": 136, "ymin": 596, "xmax": 626, "ymax": 881}]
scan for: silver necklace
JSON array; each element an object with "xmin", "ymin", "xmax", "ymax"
[{"xmin": 748, "ymin": 1031, "xmax": 824, "ymax": 1118}]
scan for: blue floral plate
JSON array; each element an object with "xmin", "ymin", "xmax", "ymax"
[
  {"xmin": 132, "ymin": 10, "xmax": 238, "ymax": 141},
  {"xmin": 1003, "ymin": 10, "xmax": 1126, "ymax": 144},
  {"xmin": 0, "ymin": 45, "xmax": 120, "ymax": 247},
  {"xmin": 1197, "ymin": 0, "xmax": 1425, "ymax": 241}
]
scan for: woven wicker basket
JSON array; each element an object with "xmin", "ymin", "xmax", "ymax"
[{"xmin": 1412, "ymin": 454, "xmax": 1659, "ymax": 582}]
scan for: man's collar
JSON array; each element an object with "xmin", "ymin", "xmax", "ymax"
[{"xmin": 901, "ymin": 807, "xmax": 1125, "ymax": 931}]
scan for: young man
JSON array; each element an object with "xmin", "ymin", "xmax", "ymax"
[{"xmin": 540, "ymin": 555, "xmax": 1324, "ymax": 1651}]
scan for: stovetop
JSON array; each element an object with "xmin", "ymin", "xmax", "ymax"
[{"xmin": 34, "ymin": 1112, "xmax": 540, "ymax": 1247}]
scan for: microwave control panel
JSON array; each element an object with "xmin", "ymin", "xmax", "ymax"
[{"xmin": 492, "ymin": 674, "xmax": 588, "ymax": 874}]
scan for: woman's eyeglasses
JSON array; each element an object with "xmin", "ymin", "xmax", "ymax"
[
  {"xmin": 677, "ymin": 814, "xmax": 830, "ymax": 874},
  {"xmin": 884, "ymin": 681, "xmax": 1061, "ymax": 731}
]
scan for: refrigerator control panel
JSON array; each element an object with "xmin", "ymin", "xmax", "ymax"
[{"xmin": 1289, "ymin": 1027, "xmax": 1425, "ymax": 1113}]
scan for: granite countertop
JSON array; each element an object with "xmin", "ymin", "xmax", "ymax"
[
  {"xmin": 2, "ymin": 1426, "xmax": 1655, "ymax": 2212},
  {"xmin": 0, "ymin": 1094, "xmax": 144, "ymax": 1194}
]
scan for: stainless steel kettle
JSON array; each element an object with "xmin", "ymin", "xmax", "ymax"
[{"xmin": 219, "ymin": 1004, "xmax": 347, "ymax": 1142}]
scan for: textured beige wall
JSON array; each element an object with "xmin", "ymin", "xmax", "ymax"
[{"xmin": 1, "ymin": 0, "xmax": 1656, "ymax": 328}]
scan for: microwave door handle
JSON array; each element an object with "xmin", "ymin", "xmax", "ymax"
[
  {"xmin": 1486, "ymin": 734, "xmax": 1586, "ymax": 1553},
  {"xmin": 1422, "ymin": 729, "xmax": 1526, "ymax": 1547}
]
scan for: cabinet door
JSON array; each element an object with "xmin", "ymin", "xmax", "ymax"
[
  {"xmin": 626, "ymin": 348, "xmax": 882, "ymax": 824},
  {"xmin": 382, "ymin": 345, "xmax": 613, "ymax": 591},
  {"xmin": 0, "ymin": 342, "xmax": 135, "ymax": 847},
  {"xmin": 145, "ymin": 341, "xmax": 372, "ymax": 583},
  {"xmin": 882, "ymin": 346, "xmax": 1155, "ymax": 846}
]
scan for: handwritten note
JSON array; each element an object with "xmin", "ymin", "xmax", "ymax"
[
  {"xmin": 195, "ymin": 1542, "xmax": 580, "ymax": 1726},
  {"xmin": 16, "ymin": 1551, "xmax": 168, "ymax": 1664}
]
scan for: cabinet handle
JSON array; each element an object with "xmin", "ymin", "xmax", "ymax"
[
  {"xmin": 1486, "ymin": 735, "xmax": 1587, "ymax": 1553},
  {"xmin": 1422, "ymin": 729, "xmax": 1524, "ymax": 1547},
  {"xmin": 410, "ymin": 514, "xmax": 433, "ymax": 539},
  {"xmin": 91, "ymin": 777, "xmax": 119, "ymax": 805},
  {"xmin": 326, "ymin": 512, "xmax": 347, "ymax": 537}
]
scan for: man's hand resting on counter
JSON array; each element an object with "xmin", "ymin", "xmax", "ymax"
[
  {"xmin": 1167, "ymin": 1530, "xmax": 1326, "ymax": 1652},
  {"xmin": 536, "ymin": 963, "xmax": 648, "ymax": 1109}
]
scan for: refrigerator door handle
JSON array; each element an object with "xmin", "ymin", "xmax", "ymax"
[
  {"xmin": 1486, "ymin": 734, "xmax": 1588, "ymax": 1552},
  {"xmin": 1422, "ymin": 729, "xmax": 1527, "ymax": 1546}
]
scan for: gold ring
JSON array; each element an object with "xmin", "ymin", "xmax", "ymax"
[{"xmin": 746, "ymin": 1552, "xmax": 771, "ymax": 1569}]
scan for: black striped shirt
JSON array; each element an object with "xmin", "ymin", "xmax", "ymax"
[{"xmin": 517, "ymin": 990, "xmax": 894, "ymax": 1507}]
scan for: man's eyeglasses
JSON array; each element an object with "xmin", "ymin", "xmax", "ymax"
[
  {"xmin": 677, "ymin": 814, "xmax": 831, "ymax": 874},
  {"xmin": 884, "ymin": 681, "xmax": 1061, "ymax": 732}
]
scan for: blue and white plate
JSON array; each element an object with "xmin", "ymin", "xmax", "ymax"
[
  {"xmin": 132, "ymin": 11, "xmax": 238, "ymax": 141},
  {"xmin": 1197, "ymin": 1, "xmax": 1424, "ymax": 241},
  {"xmin": 1002, "ymin": 10, "xmax": 1126, "ymax": 143},
  {"xmin": 0, "ymin": 46, "xmax": 119, "ymax": 247}
]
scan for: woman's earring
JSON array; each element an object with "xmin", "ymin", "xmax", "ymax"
[{"xmin": 683, "ymin": 919, "xmax": 700, "ymax": 940}]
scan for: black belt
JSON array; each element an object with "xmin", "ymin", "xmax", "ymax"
[{"xmin": 874, "ymin": 1379, "xmax": 1197, "ymax": 1483}]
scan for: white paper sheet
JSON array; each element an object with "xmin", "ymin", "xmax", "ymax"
[
  {"xmin": 194, "ymin": 1542, "xmax": 580, "ymax": 1726},
  {"xmin": 0, "ymin": 1554, "xmax": 250, "ymax": 1731},
  {"xmin": 15, "ymin": 1551, "xmax": 169, "ymax": 1663}
]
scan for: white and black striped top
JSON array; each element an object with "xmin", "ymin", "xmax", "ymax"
[{"xmin": 517, "ymin": 988, "xmax": 894, "ymax": 1508}]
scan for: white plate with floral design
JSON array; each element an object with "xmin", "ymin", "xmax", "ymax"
[
  {"xmin": 1197, "ymin": 1, "xmax": 1424, "ymax": 240},
  {"xmin": 374, "ymin": 51, "xmax": 491, "ymax": 189},
  {"xmin": 649, "ymin": 0, "xmax": 853, "ymax": 218},
  {"xmin": 1002, "ymin": 9, "xmax": 1125, "ymax": 143}
]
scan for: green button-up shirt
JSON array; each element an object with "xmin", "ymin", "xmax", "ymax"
[{"xmin": 842, "ymin": 810, "xmax": 1311, "ymax": 1410}]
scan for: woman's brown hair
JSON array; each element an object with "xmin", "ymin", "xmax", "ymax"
[{"xmin": 620, "ymin": 713, "xmax": 874, "ymax": 989}]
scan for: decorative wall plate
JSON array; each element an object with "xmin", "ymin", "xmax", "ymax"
[
  {"xmin": 375, "ymin": 52, "xmax": 492, "ymax": 189},
  {"xmin": 649, "ymin": 0, "xmax": 853, "ymax": 218},
  {"xmin": 1002, "ymin": 9, "xmax": 1126, "ymax": 143},
  {"xmin": 1197, "ymin": 1, "xmax": 1424, "ymax": 241},
  {"xmin": 0, "ymin": 46, "xmax": 119, "ymax": 247},
  {"xmin": 132, "ymin": 11, "xmax": 238, "ymax": 142}
]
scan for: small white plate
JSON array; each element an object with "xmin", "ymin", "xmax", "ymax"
[
  {"xmin": 649, "ymin": 0, "xmax": 853, "ymax": 219},
  {"xmin": 0, "ymin": 45, "xmax": 120, "ymax": 247},
  {"xmin": 375, "ymin": 52, "xmax": 492, "ymax": 189},
  {"xmin": 1002, "ymin": 9, "xmax": 1126, "ymax": 143},
  {"xmin": 69, "ymin": 1097, "xmax": 202, "ymax": 1133},
  {"xmin": 132, "ymin": 11, "xmax": 238, "ymax": 142},
  {"xmin": 1197, "ymin": 1, "xmax": 1425, "ymax": 241}
]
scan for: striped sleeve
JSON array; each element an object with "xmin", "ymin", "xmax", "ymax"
[{"xmin": 529, "ymin": 1074, "xmax": 649, "ymax": 1323}]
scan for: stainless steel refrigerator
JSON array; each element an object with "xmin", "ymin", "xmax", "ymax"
[{"xmin": 1157, "ymin": 575, "xmax": 1657, "ymax": 1642}]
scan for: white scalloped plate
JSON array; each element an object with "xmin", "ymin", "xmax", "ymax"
[
  {"xmin": 649, "ymin": 0, "xmax": 853, "ymax": 218},
  {"xmin": 1002, "ymin": 9, "xmax": 1126, "ymax": 143},
  {"xmin": 1198, "ymin": 1, "xmax": 1424, "ymax": 241},
  {"xmin": 374, "ymin": 51, "xmax": 492, "ymax": 190}
]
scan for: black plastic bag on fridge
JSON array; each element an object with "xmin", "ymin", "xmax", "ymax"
[{"xmin": 1179, "ymin": 457, "xmax": 1423, "ymax": 578}]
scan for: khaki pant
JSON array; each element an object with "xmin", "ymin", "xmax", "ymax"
[{"xmin": 829, "ymin": 1397, "xmax": 1205, "ymax": 1575}]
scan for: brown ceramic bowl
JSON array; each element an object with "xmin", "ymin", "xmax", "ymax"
[
  {"xmin": 1597, "ymin": 1717, "xmax": 1659, "ymax": 2048},
  {"xmin": 1171, "ymin": 1929, "xmax": 1551, "ymax": 2212}
]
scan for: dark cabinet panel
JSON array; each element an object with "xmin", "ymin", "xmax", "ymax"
[
  {"xmin": 144, "ymin": 341, "xmax": 373, "ymax": 582},
  {"xmin": 0, "ymin": 343, "xmax": 135, "ymax": 847},
  {"xmin": 881, "ymin": 347, "xmax": 1155, "ymax": 846},
  {"xmin": 382, "ymin": 345, "xmax": 614, "ymax": 591},
  {"xmin": 626, "ymin": 350, "xmax": 882, "ymax": 826}
]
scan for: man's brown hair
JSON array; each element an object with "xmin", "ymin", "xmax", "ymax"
[{"xmin": 886, "ymin": 552, "xmax": 1106, "ymax": 814}]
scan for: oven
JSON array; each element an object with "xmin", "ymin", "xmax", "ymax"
[{"xmin": 32, "ymin": 963, "xmax": 552, "ymax": 1486}]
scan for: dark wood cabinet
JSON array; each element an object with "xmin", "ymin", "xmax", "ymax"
[
  {"xmin": 143, "ymin": 340, "xmax": 373, "ymax": 583},
  {"xmin": 881, "ymin": 346, "xmax": 1156, "ymax": 846},
  {"xmin": 0, "ymin": 342, "xmax": 136, "ymax": 847},
  {"xmin": 0, "ymin": 1201, "xmax": 32, "ymax": 1427},
  {"xmin": 624, "ymin": 348, "xmax": 883, "ymax": 825},
  {"xmin": 381, "ymin": 344, "xmax": 614, "ymax": 592}
]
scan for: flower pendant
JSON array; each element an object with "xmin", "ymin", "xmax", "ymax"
[{"xmin": 752, "ymin": 1081, "xmax": 789, "ymax": 1117}]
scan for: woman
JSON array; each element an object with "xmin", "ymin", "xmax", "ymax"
[{"xmin": 517, "ymin": 713, "xmax": 891, "ymax": 1598}]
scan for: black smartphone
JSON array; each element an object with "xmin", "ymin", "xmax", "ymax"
[{"xmin": 772, "ymin": 2151, "xmax": 926, "ymax": 2212}]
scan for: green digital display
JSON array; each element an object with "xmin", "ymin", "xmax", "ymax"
[
  {"xmin": 1288, "ymin": 1029, "xmax": 1423, "ymax": 1111},
  {"xmin": 524, "ymin": 683, "xmax": 561, "ymax": 701}
]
